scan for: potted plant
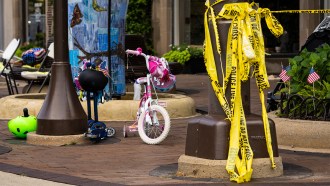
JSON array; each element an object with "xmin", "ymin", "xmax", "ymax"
[{"xmin": 162, "ymin": 44, "xmax": 205, "ymax": 74}]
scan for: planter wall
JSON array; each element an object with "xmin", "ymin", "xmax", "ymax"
[
  {"xmin": 182, "ymin": 57, "xmax": 206, "ymax": 74},
  {"xmin": 268, "ymin": 111, "xmax": 330, "ymax": 150}
]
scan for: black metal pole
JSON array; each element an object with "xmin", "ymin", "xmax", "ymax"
[
  {"xmin": 53, "ymin": 0, "xmax": 69, "ymax": 62},
  {"xmin": 37, "ymin": 0, "xmax": 87, "ymax": 135},
  {"xmin": 108, "ymin": 1, "xmax": 112, "ymax": 99}
]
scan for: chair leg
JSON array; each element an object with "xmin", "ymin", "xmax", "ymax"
[
  {"xmin": 38, "ymin": 68, "xmax": 52, "ymax": 93},
  {"xmin": 26, "ymin": 80, "xmax": 35, "ymax": 93},
  {"xmin": 11, "ymin": 77, "xmax": 19, "ymax": 94},
  {"xmin": 8, "ymin": 65, "xmax": 19, "ymax": 94},
  {"xmin": 4, "ymin": 75, "xmax": 13, "ymax": 95},
  {"xmin": 38, "ymin": 73, "xmax": 51, "ymax": 93}
]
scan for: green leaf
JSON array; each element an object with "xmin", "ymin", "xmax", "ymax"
[
  {"xmin": 319, "ymin": 51, "xmax": 328, "ymax": 62},
  {"xmin": 286, "ymin": 70, "xmax": 294, "ymax": 76},
  {"xmin": 323, "ymin": 81, "xmax": 330, "ymax": 91},
  {"xmin": 292, "ymin": 55, "xmax": 303, "ymax": 63},
  {"xmin": 301, "ymin": 59, "xmax": 310, "ymax": 67},
  {"xmin": 288, "ymin": 58, "xmax": 297, "ymax": 66},
  {"xmin": 290, "ymin": 84, "xmax": 302, "ymax": 94},
  {"xmin": 309, "ymin": 53, "xmax": 320, "ymax": 66}
]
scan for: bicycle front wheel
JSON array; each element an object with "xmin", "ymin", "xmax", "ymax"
[{"xmin": 138, "ymin": 105, "xmax": 171, "ymax": 144}]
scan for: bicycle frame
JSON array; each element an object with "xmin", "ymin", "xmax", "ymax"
[
  {"xmin": 124, "ymin": 48, "xmax": 170, "ymax": 143},
  {"xmin": 139, "ymin": 75, "xmax": 158, "ymax": 109}
]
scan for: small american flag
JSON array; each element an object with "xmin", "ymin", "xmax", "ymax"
[
  {"xmin": 99, "ymin": 68, "xmax": 110, "ymax": 77},
  {"xmin": 307, "ymin": 67, "xmax": 320, "ymax": 84},
  {"xmin": 279, "ymin": 66, "xmax": 290, "ymax": 82}
]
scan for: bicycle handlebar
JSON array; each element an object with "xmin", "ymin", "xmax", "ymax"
[
  {"xmin": 126, "ymin": 48, "xmax": 149, "ymax": 69},
  {"xmin": 126, "ymin": 49, "xmax": 141, "ymax": 56}
]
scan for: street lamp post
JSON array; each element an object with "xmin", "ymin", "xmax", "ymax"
[
  {"xmin": 36, "ymin": 0, "xmax": 87, "ymax": 135},
  {"xmin": 185, "ymin": 0, "xmax": 278, "ymax": 160}
]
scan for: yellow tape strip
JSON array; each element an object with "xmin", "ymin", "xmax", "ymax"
[
  {"xmin": 271, "ymin": 9, "xmax": 330, "ymax": 14},
  {"xmin": 204, "ymin": 0, "xmax": 232, "ymax": 118}
]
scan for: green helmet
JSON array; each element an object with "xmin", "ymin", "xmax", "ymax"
[{"xmin": 8, "ymin": 108, "xmax": 37, "ymax": 138}]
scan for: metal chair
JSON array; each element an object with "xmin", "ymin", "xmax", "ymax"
[
  {"xmin": 0, "ymin": 39, "xmax": 21, "ymax": 95},
  {"xmin": 21, "ymin": 42, "xmax": 54, "ymax": 93}
]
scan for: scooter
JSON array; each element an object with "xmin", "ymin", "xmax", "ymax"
[
  {"xmin": 84, "ymin": 91, "xmax": 115, "ymax": 141},
  {"xmin": 78, "ymin": 62, "xmax": 115, "ymax": 141}
]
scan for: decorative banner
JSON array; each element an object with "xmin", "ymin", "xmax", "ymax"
[{"xmin": 68, "ymin": 0, "xmax": 128, "ymax": 98}]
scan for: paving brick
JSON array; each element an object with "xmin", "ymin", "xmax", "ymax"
[{"xmin": 0, "ymin": 74, "xmax": 329, "ymax": 185}]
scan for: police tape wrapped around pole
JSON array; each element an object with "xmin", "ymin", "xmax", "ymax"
[{"xmin": 204, "ymin": 0, "xmax": 284, "ymax": 183}]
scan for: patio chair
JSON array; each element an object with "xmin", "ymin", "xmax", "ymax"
[
  {"xmin": 21, "ymin": 42, "xmax": 54, "ymax": 93},
  {"xmin": 0, "ymin": 38, "xmax": 21, "ymax": 95}
]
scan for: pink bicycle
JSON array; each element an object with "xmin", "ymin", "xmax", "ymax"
[{"xmin": 124, "ymin": 48, "xmax": 175, "ymax": 144}]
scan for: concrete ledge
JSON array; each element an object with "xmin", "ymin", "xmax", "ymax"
[
  {"xmin": 269, "ymin": 111, "xmax": 330, "ymax": 149},
  {"xmin": 0, "ymin": 92, "xmax": 197, "ymax": 121},
  {"xmin": 27, "ymin": 132, "xmax": 89, "ymax": 146},
  {"xmin": 177, "ymin": 154, "xmax": 283, "ymax": 179}
]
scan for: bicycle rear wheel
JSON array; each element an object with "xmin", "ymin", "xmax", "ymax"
[{"xmin": 138, "ymin": 105, "xmax": 170, "ymax": 144}]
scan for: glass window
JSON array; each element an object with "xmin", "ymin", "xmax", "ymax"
[
  {"xmin": 255, "ymin": 0, "xmax": 300, "ymax": 53},
  {"xmin": 27, "ymin": 0, "xmax": 46, "ymax": 47}
]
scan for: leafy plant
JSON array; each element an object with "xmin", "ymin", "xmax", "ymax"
[
  {"xmin": 162, "ymin": 44, "xmax": 203, "ymax": 65},
  {"xmin": 189, "ymin": 46, "xmax": 204, "ymax": 59},
  {"xmin": 284, "ymin": 44, "xmax": 330, "ymax": 99},
  {"xmin": 276, "ymin": 44, "xmax": 330, "ymax": 119}
]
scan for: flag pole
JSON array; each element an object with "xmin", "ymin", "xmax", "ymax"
[
  {"xmin": 312, "ymin": 81, "xmax": 316, "ymax": 111},
  {"xmin": 288, "ymin": 62, "xmax": 291, "ymax": 95},
  {"xmin": 311, "ymin": 66, "xmax": 316, "ymax": 110}
]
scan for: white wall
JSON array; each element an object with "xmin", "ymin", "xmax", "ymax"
[
  {"xmin": 2, "ymin": 0, "xmax": 22, "ymax": 48},
  {"xmin": 0, "ymin": 0, "xmax": 4, "ymax": 49}
]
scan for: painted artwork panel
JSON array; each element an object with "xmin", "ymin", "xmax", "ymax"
[
  {"xmin": 110, "ymin": 0, "xmax": 128, "ymax": 96},
  {"xmin": 68, "ymin": 0, "xmax": 128, "ymax": 98}
]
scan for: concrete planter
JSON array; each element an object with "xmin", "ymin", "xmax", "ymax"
[
  {"xmin": 0, "ymin": 93, "xmax": 197, "ymax": 121},
  {"xmin": 268, "ymin": 111, "xmax": 330, "ymax": 149}
]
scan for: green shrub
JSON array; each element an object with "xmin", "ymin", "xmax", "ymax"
[
  {"xmin": 283, "ymin": 44, "xmax": 330, "ymax": 99},
  {"xmin": 162, "ymin": 44, "xmax": 203, "ymax": 65}
]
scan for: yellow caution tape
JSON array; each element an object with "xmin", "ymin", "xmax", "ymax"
[
  {"xmin": 204, "ymin": 1, "xmax": 282, "ymax": 183},
  {"xmin": 271, "ymin": 9, "xmax": 330, "ymax": 14},
  {"xmin": 204, "ymin": 0, "xmax": 232, "ymax": 118}
]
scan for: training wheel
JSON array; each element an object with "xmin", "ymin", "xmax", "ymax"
[
  {"xmin": 106, "ymin": 127, "xmax": 116, "ymax": 137},
  {"xmin": 123, "ymin": 125, "xmax": 128, "ymax": 138}
]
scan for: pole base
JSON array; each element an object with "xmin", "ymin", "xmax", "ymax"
[
  {"xmin": 177, "ymin": 154, "xmax": 283, "ymax": 179},
  {"xmin": 27, "ymin": 132, "xmax": 89, "ymax": 146},
  {"xmin": 185, "ymin": 114, "xmax": 279, "ymax": 159},
  {"xmin": 37, "ymin": 62, "xmax": 87, "ymax": 135}
]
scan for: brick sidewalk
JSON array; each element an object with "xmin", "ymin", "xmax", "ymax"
[{"xmin": 0, "ymin": 74, "xmax": 329, "ymax": 185}]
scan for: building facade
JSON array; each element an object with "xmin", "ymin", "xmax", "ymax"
[
  {"xmin": 0, "ymin": 0, "xmax": 329, "ymax": 55},
  {"xmin": 0, "ymin": 0, "xmax": 24, "ymax": 49}
]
